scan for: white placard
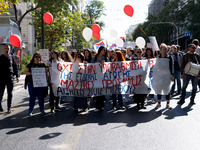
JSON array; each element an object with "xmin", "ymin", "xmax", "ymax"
[
  {"xmin": 149, "ymin": 36, "xmax": 159, "ymax": 51},
  {"xmin": 39, "ymin": 49, "xmax": 49, "ymax": 64},
  {"xmin": 31, "ymin": 68, "xmax": 47, "ymax": 87}
]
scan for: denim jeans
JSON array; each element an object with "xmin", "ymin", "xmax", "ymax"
[
  {"xmin": 180, "ymin": 74, "xmax": 198, "ymax": 101},
  {"xmin": 171, "ymin": 70, "xmax": 181, "ymax": 93},
  {"xmin": 27, "ymin": 82, "xmax": 45, "ymax": 112}
]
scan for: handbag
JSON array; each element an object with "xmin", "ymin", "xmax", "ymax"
[{"xmin": 184, "ymin": 54, "xmax": 200, "ymax": 76}]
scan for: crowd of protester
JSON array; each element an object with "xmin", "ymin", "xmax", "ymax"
[{"xmin": 0, "ymin": 39, "xmax": 200, "ymax": 116}]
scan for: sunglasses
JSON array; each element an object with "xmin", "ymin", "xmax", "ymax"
[
  {"xmin": 35, "ymin": 56, "xmax": 41, "ymax": 58},
  {"xmin": 137, "ymin": 51, "xmax": 142, "ymax": 53},
  {"xmin": 191, "ymin": 47, "xmax": 196, "ymax": 49}
]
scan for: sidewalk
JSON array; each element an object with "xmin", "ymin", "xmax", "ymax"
[
  {"xmin": 2, "ymin": 75, "xmax": 26, "ymax": 103},
  {"xmin": 13, "ymin": 75, "xmax": 26, "ymax": 91}
]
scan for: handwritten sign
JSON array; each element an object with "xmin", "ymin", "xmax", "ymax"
[
  {"xmin": 31, "ymin": 68, "xmax": 47, "ymax": 87},
  {"xmin": 51, "ymin": 58, "xmax": 171, "ymax": 96},
  {"xmin": 39, "ymin": 49, "xmax": 49, "ymax": 64}
]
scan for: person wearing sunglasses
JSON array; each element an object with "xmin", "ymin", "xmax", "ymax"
[
  {"xmin": 24, "ymin": 52, "xmax": 48, "ymax": 116},
  {"xmin": 178, "ymin": 44, "xmax": 200, "ymax": 105},
  {"xmin": 91, "ymin": 46, "xmax": 109, "ymax": 112},
  {"xmin": 133, "ymin": 48, "xmax": 147, "ymax": 110},
  {"xmin": 170, "ymin": 45, "xmax": 182, "ymax": 96}
]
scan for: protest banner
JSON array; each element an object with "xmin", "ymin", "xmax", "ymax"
[
  {"xmin": 51, "ymin": 58, "xmax": 171, "ymax": 97},
  {"xmin": 39, "ymin": 49, "xmax": 49, "ymax": 64},
  {"xmin": 31, "ymin": 68, "xmax": 47, "ymax": 87},
  {"xmin": 149, "ymin": 36, "xmax": 159, "ymax": 51}
]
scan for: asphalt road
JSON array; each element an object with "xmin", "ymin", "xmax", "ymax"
[{"xmin": 0, "ymin": 76, "xmax": 200, "ymax": 150}]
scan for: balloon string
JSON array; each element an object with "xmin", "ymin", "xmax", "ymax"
[{"xmin": 137, "ymin": 25, "xmax": 149, "ymax": 38}]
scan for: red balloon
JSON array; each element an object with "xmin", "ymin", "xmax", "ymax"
[
  {"xmin": 92, "ymin": 24, "xmax": 100, "ymax": 33},
  {"xmin": 93, "ymin": 32, "xmax": 101, "ymax": 40},
  {"xmin": 124, "ymin": 5, "xmax": 134, "ymax": 17},
  {"xmin": 9, "ymin": 34, "xmax": 21, "ymax": 47},
  {"xmin": 43, "ymin": 13, "xmax": 53, "ymax": 24}
]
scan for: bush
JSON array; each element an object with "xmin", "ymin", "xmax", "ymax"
[{"xmin": 20, "ymin": 53, "xmax": 32, "ymax": 74}]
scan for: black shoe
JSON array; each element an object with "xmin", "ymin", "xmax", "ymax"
[
  {"xmin": 113, "ymin": 107, "xmax": 117, "ymax": 111},
  {"xmin": 190, "ymin": 100, "xmax": 196, "ymax": 105},
  {"xmin": 7, "ymin": 108, "xmax": 11, "ymax": 113},
  {"xmin": 170, "ymin": 92, "xmax": 175, "ymax": 95},
  {"xmin": 120, "ymin": 106, "xmax": 126, "ymax": 110},
  {"xmin": 141, "ymin": 106, "xmax": 146, "ymax": 109},
  {"xmin": 136, "ymin": 104, "xmax": 141, "ymax": 110},
  {"xmin": 50, "ymin": 109, "xmax": 55, "ymax": 113},
  {"xmin": 55, "ymin": 106, "xmax": 62, "ymax": 112},
  {"xmin": 177, "ymin": 100, "xmax": 185, "ymax": 105}
]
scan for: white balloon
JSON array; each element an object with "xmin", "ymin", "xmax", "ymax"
[
  {"xmin": 82, "ymin": 27, "xmax": 92, "ymax": 42},
  {"xmin": 115, "ymin": 38, "xmax": 124, "ymax": 48},
  {"xmin": 136, "ymin": 37, "xmax": 146, "ymax": 49},
  {"xmin": 110, "ymin": 29, "xmax": 118, "ymax": 37}
]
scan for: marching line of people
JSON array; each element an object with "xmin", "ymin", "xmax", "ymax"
[{"xmin": 0, "ymin": 38, "xmax": 200, "ymax": 116}]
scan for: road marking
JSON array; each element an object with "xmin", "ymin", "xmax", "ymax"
[{"xmin": 49, "ymin": 112, "xmax": 88, "ymax": 150}]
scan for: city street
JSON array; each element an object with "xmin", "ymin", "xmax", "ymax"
[{"xmin": 0, "ymin": 75, "xmax": 200, "ymax": 150}]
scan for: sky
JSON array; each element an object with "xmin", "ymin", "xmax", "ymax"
[{"xmin": 97, "ymin": 0, "xmax": 152, "ymax": 45}]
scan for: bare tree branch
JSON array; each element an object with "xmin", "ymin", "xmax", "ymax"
[
  {"xmin": 18, "ymin": 4, "xmax": 39, "ymax": 25},
  {"xmin": 13, "ymin": 4, "xmax": 18, "ymax": 22}
]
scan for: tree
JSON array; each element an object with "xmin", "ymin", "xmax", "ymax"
[
  {"xmin": 129, "ymin": 0, "xmax": 186, "ymax": 45},
  {"xmin": 83, "ymin": 0, "xmax": 105, "ymax": 29},
  {"xmin": 0, "ymin": 0, "xmax": 78, "ymax": 32},
  {"xmin": 0, "ymin": 1, "xmax": 10, "ymax": 15},
  {"xmin": 67, "ymin": 11, "xmax": 92, "ymax": 50},
  {"xmin": 184, "ymin": 0, "xmax": 200, "ymax": 40}
]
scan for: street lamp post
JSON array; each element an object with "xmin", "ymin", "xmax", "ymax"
[{"xmin": 151, "ymin": 22, "xmax": 178, "ymax": 45}]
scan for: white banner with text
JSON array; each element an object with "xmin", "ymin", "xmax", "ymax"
[{"xmin": 51, "ymin": 58, "xmax": 171, "ymax": 97}]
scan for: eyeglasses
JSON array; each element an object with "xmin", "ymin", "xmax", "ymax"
[
  {"xmin": 137, "ymin": 51, "xmax": 142, "ymax": 54},
  {"xmin": 35, "ymin": 56, "xmax": 41, "ymax": 58}
]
